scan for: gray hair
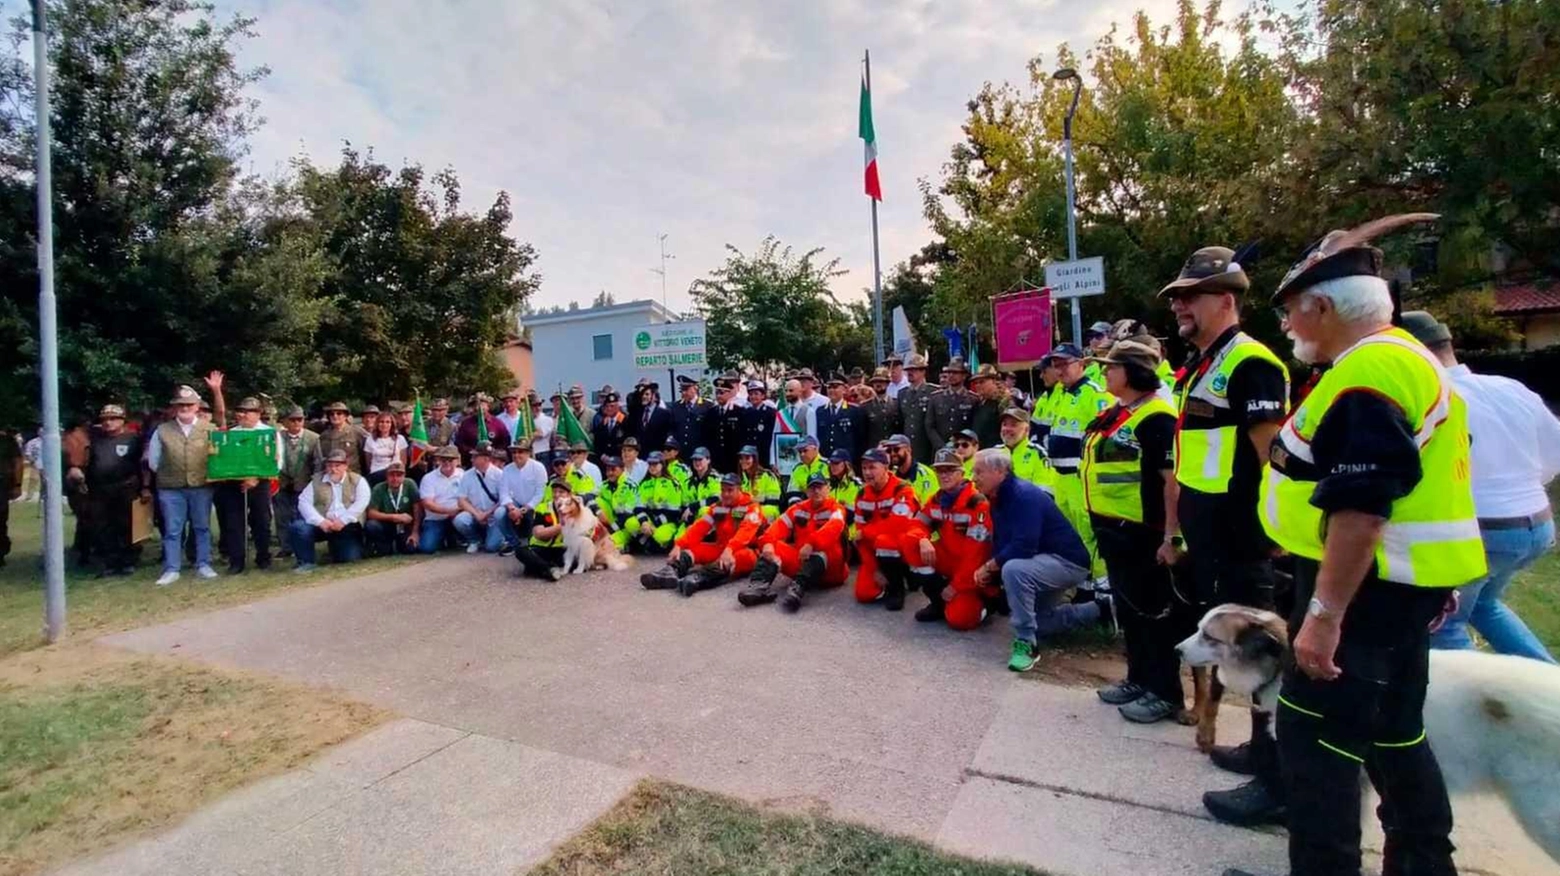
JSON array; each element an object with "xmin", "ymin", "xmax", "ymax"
[
  {"xmin": 972, "ymin": 447, "xmax": 1012, "ymax": 476},
  {"xmin": 1301, "ymin": 275, "xmax": 1393, "ymax": 325}
]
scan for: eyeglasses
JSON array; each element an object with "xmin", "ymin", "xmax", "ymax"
[{"xmin": 955, "ymin": 441, "xmax": 975, "ymax": 449}]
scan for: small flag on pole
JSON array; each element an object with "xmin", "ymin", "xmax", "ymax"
[
  {"xmin": 517, "ymin": 396, "xmax": 535, "ymax": 445},
  {"xmin": 859, "ymin": 67, "xmax": 882, "ymax": 202},
  {"xmin": 556, "ymin": 389, "xmax": 593, "ymax": 450},
  {"xmin": 477, "ymin": 405, "xmax": 490, "ymax": 445},
  {"xmin": 408, "ymin": 396, "xmax": 429, "ymax": 467},
  {"xmin": 967, "ymin": 324, "xmax": 981, "ymax": 371}
]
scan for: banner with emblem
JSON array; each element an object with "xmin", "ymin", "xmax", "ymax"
[
  {"xmin": 207, "ymin": 430, "xmax": 281, "ymax": 480},
  {"xmin": 772, "ymin": 406, "xmax": 803, "ymax": 478},
  {"xmin": 992, "ymin": 285, "xmax": 1053, "ymax": 370}
]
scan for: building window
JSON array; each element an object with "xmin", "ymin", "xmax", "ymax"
[{"xmin": 592, "ymin": 333, "xmax": 613, "ymax": 361}]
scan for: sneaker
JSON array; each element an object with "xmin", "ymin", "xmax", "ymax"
[
  {"xmin": 465, "ymin": 543, "xmax": 479, "ymax": 554},
  {"xmin": 1096, "ymin": 680, "xmax": 1145, "ymax": 706},
  {"xmin": 498, "ymin": 545, "xmax": 514, "ymax": 557},
  {"xmin": 778, "ymin": 584, "xmax": 804, "ymax": 613},
  {"xmin": 196, "ymin": 565, "xmax": 219, "ymax": 580},
  {"xmin": 1120, "ymin": 692, "xmax": 1178, "ymax": 723},
  {"xmin": 293, "ymin": 563, "xmax": 317, "ymax": 574},
  {"xmin": 1007, "ymin": 638, "xmax": 1040, "ymax": 672},
  {"xmin": 154, "ymin": 570, "xmax": 180, "ymax": 587},
  {"xmin": 547, "ymin": 566, "xmax": 564, "ymax": 582}
]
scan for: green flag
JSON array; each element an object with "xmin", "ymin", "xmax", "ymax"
[
  {"xmin": 517, "ymin": 398, "xmax": 535, "ymax": 445},
  {"xmin": 408, "ymin": 396, "xmax": 429, "ymax": 466},
  {"xmin": 477, "ymin": 406, "xmax": 490, "ymax": 445},
  {"xmin": 967, "ymin": 323, "xmax": 981, "ymax": 371},
  {"xmin": 556, "ymin": 391, "xmax": 592, "ymax": 450}
]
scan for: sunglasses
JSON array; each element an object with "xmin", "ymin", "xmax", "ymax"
[{"xmin": 955, "ymin": 441, "xmax": 975, "ymax": 449}]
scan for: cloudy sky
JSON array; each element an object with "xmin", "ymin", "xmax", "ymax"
[{"xmin": 204, "ymin": 0, "xmax": 1180, "ymax": 312}]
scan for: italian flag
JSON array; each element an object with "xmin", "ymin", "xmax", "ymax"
[{"xmin": 859, "ymin": 70, "xmax": 882, "ymax": 201}]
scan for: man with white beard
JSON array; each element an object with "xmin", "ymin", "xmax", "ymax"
[{"xmin": 1157, "ymin": 246, "xmax": 1291, "ymax": 825}]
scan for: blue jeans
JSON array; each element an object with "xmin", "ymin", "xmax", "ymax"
[
  {"xmin": 158, "ymin": 486, "xmax": 213, "ymax": 573},
  {"xmin": 288, "ymin": 519, "xmax": 363, "ymax": 566},
  {"xmin": 453, "ymin": 511, "xmax": 506, "ymax": 552},
  {"xmin": 1431, "ymin": 519, "xmax": 1556, "ymax": 664},
  {"xmin": 419, "ymin": 517, "xmax": 453, "ymax": 553},
  {"xmin": 1001, "ymin": 553, "xmax": 1094, "ymax": 644}
]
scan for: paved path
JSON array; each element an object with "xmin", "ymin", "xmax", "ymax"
[{"xmin": 73, "ymin": 555, "xmax": 1553, "ymax": 876}]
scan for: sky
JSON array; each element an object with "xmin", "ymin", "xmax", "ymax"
[{"xmin": 201, "ymin": 0, "xmax": 1182, "ymax": 313}]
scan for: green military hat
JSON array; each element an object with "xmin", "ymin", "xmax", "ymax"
[
  {"xmin": 282, "ymin": 406, "xmax": 306, "ymax": 420},
  {"xmin": 969, "ymin": 364, "xmax": 1000, "ymax": 383},
  {"xmin": 98, "ymin": 404, "xmax": 126, "ymax": 420},
  {"xmin": 324, "ymin": 449, "xmax": 350, "ymax": 464},
  {"xmin": 323, "ymin": 401, "xmax": 350, "ymax": 414},
  {"xmin": 169, "ymin": 385, "xmax": 202, "ymax": 406},
  {"xmin": 869, "ymin": 367, "xmax": 890, "ymax": 384},
  {"xmin": 1400, "ymin": 310, "xmax": 1451, "ymax": 346},
  {"xmin": 434, "ymin": 445, "xmax": 460, "ymax": 460},
  {"xmin": 235, "ymin": 396, "xmax": 263, "ymax": 412},
  {"xmin": 1158, "ymin": 246, "xmax": 1249, "ymax": 298},
  {"xmin": 1272, "ymin": 213, "xmax": 1439, "ymax": 303}
]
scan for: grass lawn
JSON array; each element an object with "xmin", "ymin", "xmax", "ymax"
[
  {"xmin": 0, "ymin": 645, "xmax": 386, "ymax": 876},
  {"xmin": 1504, "ymin": 482, "xmax": 1560, "ymax": 652},
  {"xmin": 531, "ymin": 781, "xmax": 1045, "ymax": 876},
  {"xmin": 1, "ymin": 504, "xmax": 427, "ymax": 656}
]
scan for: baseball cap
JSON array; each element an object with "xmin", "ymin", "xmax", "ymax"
[
  {"xmin": 1086, "ymin": 320, "xmax": 1115, "ymax": 338},
  {"xmin": 646, "ymin": 451, "xmax": 665, "ymax": 464},
  {"xmin": 1047, "ymin": 342, "xmax": 1085, "ymax": 361},
  {"xmin": 884, "ymin": 433, "xmax": 910, "ymax": 448},
  {"xmin": 806, "ymin": 472, "xmax": 829, "ymax": 488},
  {"xmin": 1000, "ymin": 407, "xmax": 1029, "ymax": 423},
  {"xmin": 932, "ymin": 447, "xmax": 963, "ymax": 469},
  {"xmin": 798, "ymin": 435, "xmax": 819, "ymax": 449},
  {"xmin": 829, "ymin": 449, "xmax": 852, "ymax": 464},
  {"xmin": 691, "ymin": 447, "xmax": 710, "ymax": 461},
  {"xmin": 956, "ymin": 428, "xmax": 979, "ymax": 443},
  {"xmin": 601, "ymin": 455, "xmax": 623, "ymax": 469},
  {"xmin": 719, "ymin": 472, "xmax": 741, "ymax": 487},
  {"xmin": 861, "ymin": 448, "xmax": 890, "ymax": 466}
]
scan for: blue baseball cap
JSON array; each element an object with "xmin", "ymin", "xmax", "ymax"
[
  {"xmin": 738, "ymin": 445, "xmax": 759, "ymax": 457},
  {"xmin": 1047, "ymin": 342, "xmax": 1085, "ymax": 362},
  {"xmin": 806, "ymin": 472, "xmax": 829, "ymax": 487},
  {"xmin": 884, "ymin": 434, "xmax": 910, "ymax": 448},
  {"xmin": 719, "ymin": 472, "xmax": 741, "ymax": 486},
  {"xmin": 691, "ymin": 446, "xmax": 710, "ymax": 461},
  {"xmin": 646, "ymin": 451, "xmax": 664, "ymax": 464},
  {"xmin": 829, "ymin": 449, "xmax": 852, "ymax": 464},
  {"xmin": 663, "ymin": 437, "xmax": 681, "ymax": 449},
  {"xmin": 861, "ymin": 448, "xmax": 890, "ymax": 466},
  {"xmin": 798, "ymin": 435, "xmax": 819, "ymax": 449}
]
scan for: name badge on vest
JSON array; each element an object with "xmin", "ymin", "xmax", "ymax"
[
  {"xmin": 1185, "ymin": 399, "xmax": 1217, "ymax": 418},
  {"xmin": 115, "ymin": 445, "xmax": 129, "ymax": 457}
]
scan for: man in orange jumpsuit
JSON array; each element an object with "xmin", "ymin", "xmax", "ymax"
[
  {"xmin": 739, "ymin": 471, "xmax": 848, "ymax": 612},
  {"xmin": 853, "ymin": 448, "xmax": 927, "ymax": 610},
  {"xmin": 639, "ymin": 473, "xmax": 764, "ymax": 597},
  {"xmin": 909, "ymin": 448, "xmax": 997, "ymax": 629}
]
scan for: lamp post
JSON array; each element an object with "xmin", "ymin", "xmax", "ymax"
[{"xmin": 1053, "ymin": 67, "xmax": 1083, "ymax": 347}]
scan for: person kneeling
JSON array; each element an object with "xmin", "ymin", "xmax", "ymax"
[
  {"xmin": 739, "ymin": 472, "xmax": 847, "ymax": 612},
  {"xmin": 364, "ymin": 460, "xmax": 421, "ymax": 556},
  {"xmin": 512, "ymin": 478, "xmax": 574, "ymax": 582},
  {"xmin": 640, "ymin": 473, "xmax": 763, "ymax": 597},
  {"xmin": 969, "ymin": 448, "xmax": 1107, "ymax": 671},
  {"xmin": 909, "ymin": 449, "xmax": 996, "ymax": 630},
  {"xmin": 289, "ymin": 449, "xmax": 368, "ymax": 572}
]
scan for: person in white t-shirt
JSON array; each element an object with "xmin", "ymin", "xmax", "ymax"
[
  {"xmin": 528, "ymin": 391, "xmax": 556, "ymax": 461},
  {"xmin": 417, "ymin": 446, "xmax": 464, "ymax": 553},
  {"xmin": 620, "ymin": 436, "xmax": 649, "ymax": 485},
  {"xmin": 498, "ymin": 441, "xmax": 548, "ymax": 550},
  {"xmin": 885, "ymin": 355, "xmax": 911, "ymax": 400},
  {"xmin": 362, "ymin": 416, "xmax": 408, "ymax": 486}
]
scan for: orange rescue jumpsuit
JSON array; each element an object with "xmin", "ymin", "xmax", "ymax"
[
  {"xmin": 853, "ymin": 475, "xmax": 927, "ymax": 602},
  {"xmin": 759, "ymin": 496, "xmax": 849, "ymax": 585},
  {"xmin": 673, "ymin": 492, "xmax": 764, "ymax": 576},
  {"xmin": 910, "ymin": 482, "xmax": 995, "ymax": 630}
]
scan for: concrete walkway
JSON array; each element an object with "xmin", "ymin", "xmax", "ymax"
[{"xmin": 71, "ymin": 554, "xmax": 1554, "ymax": 876}]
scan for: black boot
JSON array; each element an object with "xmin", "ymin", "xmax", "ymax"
[
  {"xmin": 738, "ymin": 558, "xmax": 782, "ymax": 607},
  {"xmin": 1202, "ymin": 779, "xmax": 1286, "ymax": 827},
  {"xmin": 679, "ymin": 567, "xmax": 728, "ymax": 597},
  {"xmin": 641, "ymin": 552, "xmax": 691, "ymax": 590},
  {"xmin": 912, "ymin": 572, "xmax": 945, "ymax": 622},
  {"xmin": 881, "ymin": 558, "xmax": 908, "ymax": 611},
  {"xmin": 1211, "ymin": 742, "xmax": 1257, "ymax": 776},
  {"xmin": 780, "ymin": 554, "xmax": 826, "ymax": 613}
]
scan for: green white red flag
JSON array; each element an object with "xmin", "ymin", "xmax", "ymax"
[
  {"xmin": 859, "ymin": 70, "xmax": 882, "ymax": 201},
  {"xmin": 408, "ymin": 396, "xmax": 429, "ymax": 466}
]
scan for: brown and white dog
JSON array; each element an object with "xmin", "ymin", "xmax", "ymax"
[
  {"xmin": 553, "ymin": 495, "xmax": 629, "ymax": 574},
  {"xmin": 1178, "ymin": 603, "xmax": 1560, "ymax": 865}
]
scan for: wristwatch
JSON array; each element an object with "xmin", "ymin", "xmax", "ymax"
[{"xmin": 1307, "ymin": 597, "xmax": 1334, "ymax": 620}]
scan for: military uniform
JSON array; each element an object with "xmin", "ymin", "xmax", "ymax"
[
  {"xmin": 318, "ymin": 403, "xmax": 368, "ymax": 475},
  {"xmin": 273, "ymin": 417, "xmax": 321, "ymax": 558},
  {"xmin": 969, "ymin": 392, "xmax": 1010, "ymax": 449},
  {"xmin": 668, "ymin": 393, "xmax": 713, "ymax": 453},
  {"xmin": 897, "ymin": 381, "xmax": 936, "ymax": 464},
  {"xmin": 856, "ymin": 394, "xmax": 900, "ymax": 450},
  {"xmin": 816, "ymin": 399, "xmax": 863, "ymax": 463},
  {"xmin": 740, "ymin": 402, "xmax": 777, "ymax": 468},
  {"xmin": 712, "ymin": 402, "xmax": 746, "ymax": 476},
  {"xmin": 925, "ymin": 387, "xmax": 977, "ymax": 454}
]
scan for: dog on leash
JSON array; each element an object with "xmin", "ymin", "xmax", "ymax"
[
  {"xmin": 554, "ymin": 495, "xmax": 629, "ymax": 574},
  {"xmin": 1178, "ymin": 603, "xmax": 1560, "ymax": 865}
]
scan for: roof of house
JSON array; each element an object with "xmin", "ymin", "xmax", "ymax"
[
  {"xmin": 1494, "ymin": 282, "xmax": 1560, "ymax": 315},
  {"xmin": 521, "ymin": 299, "xmax": 677, "ymax": 328}
]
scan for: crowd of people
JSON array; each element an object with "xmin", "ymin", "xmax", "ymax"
[{"xmin": 7, "ymin": 214, "xmax": 1559, "ymax": 876}]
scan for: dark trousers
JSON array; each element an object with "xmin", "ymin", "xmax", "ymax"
[
  {"xmin": 1278, "ymin": 559, "xmax": 1455, "ymax": 876},
  {"xmin": 364, "ymin": 519, "xmax": 418, "ymax": 556},
  {"xmin": 288, "ymin": 520, "xmax": 364, "ymax": 565},
  {"xmin": 215, "ymin": 482, "xmax": 272, "ymax": 569},
  {"xmin": 0, "ymin": 484, "xmax": 10, "ymax": 563},
  {"xmin": 67, "ymin": 485, "xmax": 93, "ymax": 563},
  {"xmin": 514, "ymin": 543, "xmax": 565, "ymax": 579},
  {"xmin": 87, "ymin": 486, "xmax": 137, "ymax": 570},
  {"xmin": 1178, "ymin": 489, "xmax": 1275, "ymax": 610},
  {"xmin": 1094, "ymin": 519, "xmax": 1192, "ymax": 707},
  {"xmin": 273, "ymin": 487, "xmax": 302, "ymax": 557}
]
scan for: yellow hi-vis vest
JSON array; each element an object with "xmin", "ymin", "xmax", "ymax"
[
  {"xmin": 1174, "ymin": 332, "xmax": 1289, "ymax": 494},
  {"xmin": 1082, "ymin": 397, "xmax": 1177, "ymax": 524},
  {"xmin": 1259, "ymin": 328, "xmax": 1485, "ymax": 588}
]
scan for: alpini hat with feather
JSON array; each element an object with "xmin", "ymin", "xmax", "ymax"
[{"xmin": 1272, "ymin": 212, "xmax": 1440, "ymax": 303}]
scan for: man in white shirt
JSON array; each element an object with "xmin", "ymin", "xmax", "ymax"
[
  {"xmin": 454, "ymin": 443, "xmax": 506, "ymax": 553},
  {"xmin": 528, "ymin": 391, "xmax": 556, "ymax": 462},
  {"xmin": 885, "ymin": 355, "xmax": 911, "ymax": 400},
  {"xmin": 1404, "ymin": 313, "xmax": 1558, "ymax": 664},
  {"xmin": 782, "ymin": 379, "xmax": 818, "ymax": 441},
  {"xmin": 796, "ymin": 368, "xmax": 828, "ymax": 413},
  {"xmin": 417, "ymin": 446, "xmax": 464, "ymax": 553},
  {"xmin": 496, "ymin": 390, "xmax": 524, "ymax": 443},
  {"xmin": 620, "ymin": 437, "xmax": 649, "ymax": 485},
  {"xmin": 498, "ymin": 441, "xmax": 548, "ymax": 550},
  {"xmin": 289, "ymin": 449, "xmax": 369, "ymax": 572},
  {"xmin": 569, "ymin": 442, "xmax": 603, "ymax": 490}
]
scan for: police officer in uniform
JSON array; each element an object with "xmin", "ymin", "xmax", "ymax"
[
  {"xmin": 1041, "ymin": 343, "xmax": 1114, "ymax": 587},
  {"xmin": 740, "ymin": 380, "xmax": 777, "ymax": 468},
  {"xmin": 1157, "ymin": 246, "xmax": 1291, "ymax": 818},
  {"xmin": 589, "ymin": 391, "xmax": 629, "ymax": 460},
  {"xmin": 816, "ymin": 376, "xmax": 863, "ymax": 463},
  {"xmin": 1246, "ymin": 214, "xmax": 1483, "ymax": 876},
  {"xmin": 858, "ymin": 369, "xmax": 901, "ymax": 450},
  {"xmin": 896, "ymin": 354, "xmax": 937, "ymax": 465},
  {"xmin": 669, "ymin": 375, "xmax": 713, "ymax": 454},
  {"xmin": 84, "ymin": 404, "xmax": 146, "ymax": 575},
  {"xmin": 925, "ymin": 358, "xmax": 978, "ymax": 455},
  {"xmin": 711, "ymin": 374, "xmax": 747, "ymax": 475}
]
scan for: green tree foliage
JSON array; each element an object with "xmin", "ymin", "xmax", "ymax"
[{"xmin": 691, "ymin": 237, "xmax": 871, "ymax": 376}]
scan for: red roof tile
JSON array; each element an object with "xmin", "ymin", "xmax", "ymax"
[{"xmin": 1494, "ymin": 283, "xmax": 1560, "ymax": 315}]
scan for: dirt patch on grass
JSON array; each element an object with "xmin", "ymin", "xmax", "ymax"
[
  {"xmin": 531, "ymin": 780, "xmax": 1047, "ymax": 876},
  {"xmin": 0, "ymin": 644, "xmax": 387, "ymax": 876}
]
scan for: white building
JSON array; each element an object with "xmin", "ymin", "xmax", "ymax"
[{"xmin": 525, "ymin": 299, "xmax": 696, "ymax": 403}]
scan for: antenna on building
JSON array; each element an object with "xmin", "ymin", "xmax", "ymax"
[{"xmin": 650, "ymin": 233, "xmax": 674, "ymax": 307}]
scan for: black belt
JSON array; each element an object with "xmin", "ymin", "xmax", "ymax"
[{"xmin": 1478, "ymin": 507, "xmax": 1553, "ymax": 531}]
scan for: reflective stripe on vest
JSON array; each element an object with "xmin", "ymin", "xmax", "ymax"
[
  {"xmin": 1174, "ymin": 333, "xmax": 1288, "ymax": 494},
  {"xmin": 1081, "ymin": 397, "xmax": 1176, "ymax": 524},
  {"xmin": 1258, "ymin": 329, "xmax": 1485, "ymax": 588}
]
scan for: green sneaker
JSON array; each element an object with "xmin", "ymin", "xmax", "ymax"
[{"xmin": 1007, "ymin": 638, "xmax": 1039, "ymax": 672}]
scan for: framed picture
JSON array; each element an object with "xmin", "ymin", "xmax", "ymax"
[{"xmin": 774, "ymin": 433, "xmax": 801, "ymax": 478}]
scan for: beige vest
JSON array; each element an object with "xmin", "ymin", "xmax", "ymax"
[
  {"xmin": 312, "ymin": 472, "xmax": 362, "ymax": 516},
  {"xmin": 155, "ymin": 420, "xmax": 215, "ymax": 488}
]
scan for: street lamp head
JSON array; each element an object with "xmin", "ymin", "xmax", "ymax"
[{"xmin": 1053, "ymin": 67, "xmax": 1078, "ymax": 81}]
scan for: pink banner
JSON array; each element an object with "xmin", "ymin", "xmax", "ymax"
[{"xmin": 992, "ymin": 287, "xmax": 1053, "ymax": 369}]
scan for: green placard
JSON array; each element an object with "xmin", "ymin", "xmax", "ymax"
[{"xmin": 207, "ymin": 430, "xmax": 281, "ymax": 480}]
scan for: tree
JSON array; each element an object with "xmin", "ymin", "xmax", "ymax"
[
  {"xmin": 592, "ymin": 290, "xmax": 616, "ymax": 308},
  {"xmin": 690, "ymin": 236, "xmax": 869, "ymax": 376}
]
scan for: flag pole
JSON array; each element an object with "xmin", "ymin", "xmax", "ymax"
[
  {"xmin": 33, "ymin": 0, "xmax": 65, "ymax": 643},
  {"xmin": 866, "ymin": 49, "xmax": 884, "ymax": 368}
]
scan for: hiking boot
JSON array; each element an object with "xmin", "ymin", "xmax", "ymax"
[
  {"xmin": 793, "ymin": 554, "xmax": 826, "ymax": 590},
  {"xmin": 914, "ymin": 601, "xmax": 945, "ymax": 623},
  {"xmin": 678, "ymin": 568, "xmax": 728, "ymax": 597},
  {"xmin": 1120, "ymin": 692, "xmax": 1178, "ymax": 724},
  {"xmin": 640, "ymin": 553, "xmax": 691, "ymax": 590},
  {"xmin": 1007, "ymin": 638, "xmax": 1040, "ymax": 672},
  {"xmin": 1203, "ymin": 780, "xmax": 1286, "ymax": 827},
  {"xmin": 881, "ymin": 559, "xmax": 907, "ymax": 611},
  {"xmin": 779, "ymin": 583, "xmax": 805, "ymax": 613},
  {"xmin": 738, "ymin": 558, "xmax": 781, "ymax": 607},
  {"xmin": 1210, "ymin": 742, "xmax": 1257, "ymax": 776},
  {"xmin": 1096, "ymin": 680, "xmax": 1145, "ymax": 706}
]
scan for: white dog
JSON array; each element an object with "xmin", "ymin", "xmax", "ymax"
[
  {"xmin": 554, "ymin": 495, "xmax": 629, "ymax": 574},
  {"xmin": 1178, "ymin": 603, "xmax": 1560, "ymax": 865}
]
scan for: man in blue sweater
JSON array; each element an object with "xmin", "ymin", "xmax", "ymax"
[{"xmin": 971, "ymin": 447, "xmax": 1103, "ymax": 671}]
